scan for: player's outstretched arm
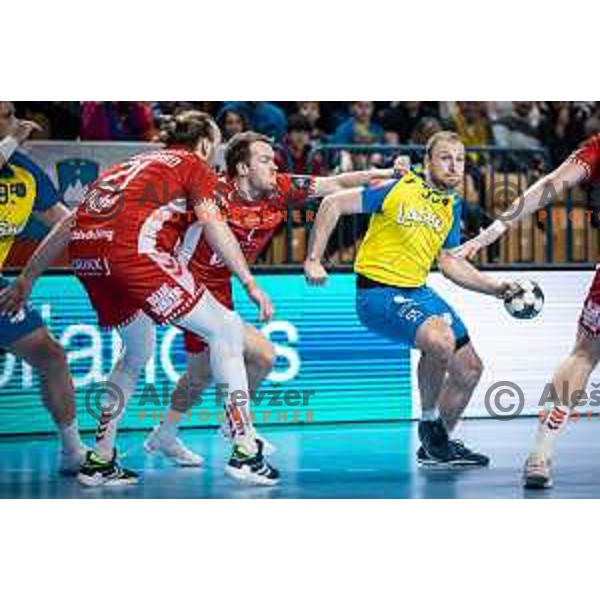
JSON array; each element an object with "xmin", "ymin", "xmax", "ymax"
[
  {"xmin": 304, "ymin": 188, "xmax": 364, "ymax": 285},
  {"xmin": 312, "ymin": 156, "xmax": 410, "ymax": 197},
  {"xmin": 198, "ymin": 201, "xmax": 273, "ymax": 322},
  {"xmin": 0, "ymin": 204, "xmax": 75, "ymax": 316},
  {"xmin": 438, "ymin": 250, "xmax": 516, "ymax": 299},
  {"xmin": 452, "ymin": 159, "xmax": 588, "ymax": 260}
]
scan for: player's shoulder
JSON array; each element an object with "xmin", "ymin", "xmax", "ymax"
[
  {"xmin": 574, "ymin": 133, "xmax": 600, "ymax": 155},
  {"xmin": 566, "ymin": 134, "xmax": 600, "ymax": 177},
  {"xmin": 585, "ymin": 133, "xmax": 600, "ymax": 148},
  {"xmin": 216, "ymin": 174, "xmax": 234, "ymax": 198},
  {"xmin": 7, "ymin": 150, "xmax": 38, "ymax": 171},
  {"xmin": 275, "ymin": 172, "xmax": 295, "ymax": 193},
  {"xmin": 145, "ymin": 146, "xmax": 208, "ymax": 172}
]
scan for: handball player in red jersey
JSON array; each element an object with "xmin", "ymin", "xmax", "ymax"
[
  {"xmin": 144, "ymin": 131, "xmax": 407, "ymax": 464},
  {"xmin": 453, "ymin": 134, "xmax": 600, "ymax": 488},
  {"xmin": 5, "ymin": 112, "xmax": 280, "ymax": 486}
]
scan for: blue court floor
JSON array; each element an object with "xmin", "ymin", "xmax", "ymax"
[{"xmin": 1, "ymin": 418, "xmax": 599, "ymax": 498}]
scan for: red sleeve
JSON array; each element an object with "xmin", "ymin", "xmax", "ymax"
[
  {"xmin": 182, "ymin": 155, "xmax": 220, "ymax": 211},
  {"xmin": 566, "ymin": 134, "xmax": 600, "ymax": 182},
  {"xmin": 276, "ymin": 173, "xmax": 318, "ymax": 207}
]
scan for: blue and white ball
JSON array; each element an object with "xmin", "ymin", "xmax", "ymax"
[{"xmin": 504, "ymin": 279, "xmax": 545, "ymax": 320}]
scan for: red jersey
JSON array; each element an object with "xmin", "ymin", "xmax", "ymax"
[
  {"xmin": 566, "ymin": 133, "xmax": 600, "ymax": 183},
  {"xmin": 70, "ymin": 147, "xmax": 221, "ymax": 327},
  {"xmin": 73, "ymin": 146, "xmax": 218, "ymax": 260},
  {"xmin": 186, "ymin": 173, "xmax": 316, "ymax": 287}
]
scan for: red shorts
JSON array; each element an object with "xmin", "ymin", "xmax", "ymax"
[
  {"xmin": 71, "ymin": 248, "xmax": 205, "ymax": 328},
  {"xmin": 579, "ymin": 269, "xmax": 600, "ymax": 337},
  {"xmin": 184, "ymin": 280, "xmax": 233, "ymax": 354}
]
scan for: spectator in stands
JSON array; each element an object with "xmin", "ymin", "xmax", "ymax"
[
  {"xmin": 218, "ymin": 108, "xmax": 248, "ymax": 141},
  {"xmin": 275, "ymin": 114, "xmax": 323, "ymax": 175},
  {"xmin": 296, "ymin": 101, "xmax": 325, "ymax": 141},
  {"xmin": 584, "ymin": 102, "xmax": 600, "ymax": 136},
  {"xmin": 13, "ymin": 102, "xmax": 80, "ymax": 140},
  {"xmin": 213, "ymin": 108, "xmax": 248, "ymax": 172},
  {"xmin": 382, "ymin": 101, "xmax": 430, "ymax": 144},
  {"xmin": 330, "ymin": 101, "xmax": 384, "ymax": 145},
  {"xmin": 491, "ymin": 101, "xmax": 544, "ymax": 171},
  {"xmin": 446, "ymin": 101, "xmax": 492, "ymax": 149},
  {"xmin": 217, "ymin": 101, "xmax": 287, "ymax": 141},
  {"xmin": 330, "ymin": 101, "xmax": 385, "ymax": 170},
  {"xmin": 539, "ymin": 101, "xmax": 589, "ymax": 167},
  {"xmin": 491, "ymin": 101, "xmax": 542, "ymax": 150},
  {"xmin": 81, "ymin": 102, "xmax": 155, "ymax": 141},
  {"xmin": 409, "ymin": 117, "xmax": 443, "ymax": 144}
]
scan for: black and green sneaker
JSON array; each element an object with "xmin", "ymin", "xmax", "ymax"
[
  {"xmin": 77, "ymin": 450, "xmax": 139, "ymax": 487},
  {"xmin": 225, "ymin": 444, "xmax": 279, "ymax": 486}
]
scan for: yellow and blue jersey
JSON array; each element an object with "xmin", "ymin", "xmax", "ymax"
[
  {"xmin": 354, "ymin": 172, "xmax": 461, "ymax": 288},
  {"xmin": 0, "ymin": 150, "xmax": 58, "ymax": 269}
]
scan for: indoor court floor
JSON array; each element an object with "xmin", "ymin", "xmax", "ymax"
[{"xmin": 1, "ymin": 418, "xmax": 599, "ymax": 499}]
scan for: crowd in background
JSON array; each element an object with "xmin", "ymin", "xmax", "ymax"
[
  {"xmin": 7, "ymin": 101, "xmax": 600, "ymax": 265},
  {"xmin": 12, "ymin": 101, "xmax": 600, "ymax": 173}
]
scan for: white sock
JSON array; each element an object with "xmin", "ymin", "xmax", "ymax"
[
  {"xmin": 176, "ymin": 292, "xmax": 257, "ymax": 454},
  {"xmin": 421, "ymin": 407, "xmax": 439, "ymax": 422},
  {"xmin": 531, "ymin": 405, "xmax": 569, "ymax": 459},
  {"xmin": 94, "ymin": 364, "xmax": 137, "ymax": 460},
  {"xmin": 94, "ymin": 314, "xmax": 155, "ymax": 461},
  {"xmin": 59, "ymin": 419, "xmax": 83, "ymax": 454}
]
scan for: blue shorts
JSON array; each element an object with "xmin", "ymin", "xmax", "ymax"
[
  {"xmin": 356, "ymin": 279, "xmax": 469, "ymax": 349},
  {"xmin": 0, "ymin": 277, "xmax": 44, "ymax": 349}
]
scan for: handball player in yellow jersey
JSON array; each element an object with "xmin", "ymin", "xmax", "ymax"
[
  {"xmin": 304, "ymin": 132, "xmax": 517, "ymax": 466},
  {"xmin": 0, "ymin": 101, "xmax": 85, "ymax": 473}
]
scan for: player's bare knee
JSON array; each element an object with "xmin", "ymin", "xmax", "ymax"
[
  {"xmin": 213, "ymin": 310, "xmax": 244, "ymax": 352},
  {"xmin": 118, "ymin": 343, "xmax": 152, "ymax": 376},
  {"xmin": 37, "ymin": 338, "xmax": 68, "ymax": 372},
  {"xmin": 419, "ymin": 322, "xmax": 455, "ymax": 363},
  {"xmin": 427, "ymin": 336, "xmax": 455, "ymax": 363}
]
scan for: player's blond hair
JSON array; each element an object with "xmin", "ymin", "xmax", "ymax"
[{"xmin": 425, "ymin": 131, "xmax": 463, "ymax": 157}]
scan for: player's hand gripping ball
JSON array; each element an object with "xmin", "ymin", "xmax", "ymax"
[{"xmin": 503, "ymin": 279, "xmax": 545, "ymax": 319}]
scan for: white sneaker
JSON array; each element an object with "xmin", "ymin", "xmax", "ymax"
[
  {"xmin": 58, "ymin": 445, "xmax": 88, "ymax": 476},
  {"xmin": 523, "ymin": 453, "xmax": 553, "ymax": 489},
  {"xmin": 144, "ymin": 426, "xmax": 204, "ymax": 467}
]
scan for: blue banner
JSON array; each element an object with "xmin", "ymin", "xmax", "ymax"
[{"xmin": 0, "ymin": 273, "xmax": 413, "ymax": 434}]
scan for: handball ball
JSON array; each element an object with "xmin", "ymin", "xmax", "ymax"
[{"xmin": 504, "ymin": 279, "xmax": 545, "ymax": 320}]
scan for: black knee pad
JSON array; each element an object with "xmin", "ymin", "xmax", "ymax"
[{"xmin": 455, "ymin": 334, "xmax": 471, "ymax": 352}]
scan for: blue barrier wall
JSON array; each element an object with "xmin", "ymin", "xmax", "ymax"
[{"xmin": 0, "ymin": 273, "xmax": 413, "ymax": 435}]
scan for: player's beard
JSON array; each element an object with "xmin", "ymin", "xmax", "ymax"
[{"xmin": 428, "ymin": 172, "xmax": 461, "ymax": 193}]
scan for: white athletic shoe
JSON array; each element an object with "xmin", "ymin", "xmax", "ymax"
[
  {"xmin": 523, "ymin": 453, "xmax": 553, "ymax": 489},
  {"xmin": 58, "ymin": 445, "xmax": 88, "ymax": 476},
  {"xmin": 144, "ymin": 426, "xmax": 204, "ymax": 467}
]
